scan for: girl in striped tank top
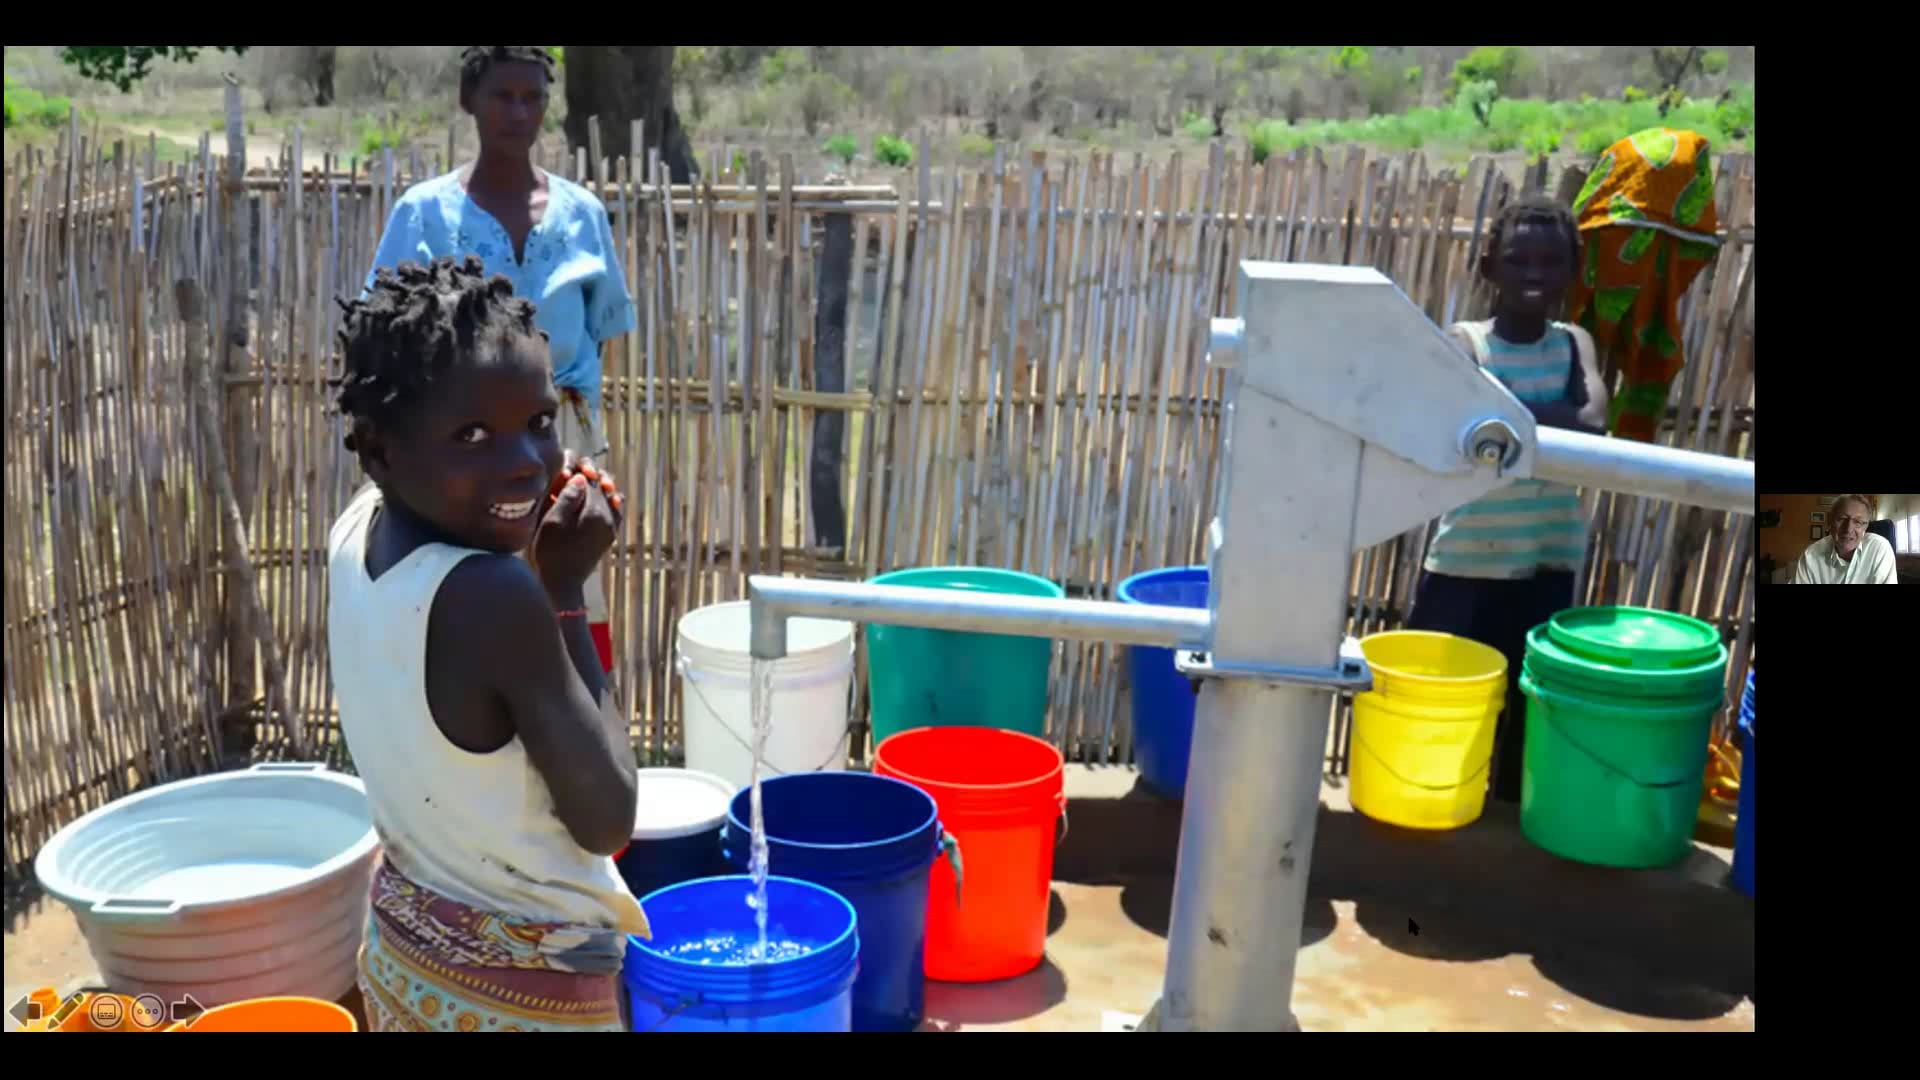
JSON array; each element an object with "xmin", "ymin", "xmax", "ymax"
[{"xmin": 1406, "ymin": 192, "xmax": 1611, "ymax": 804}]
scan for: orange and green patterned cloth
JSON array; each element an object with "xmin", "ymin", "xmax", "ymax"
[{"xmin": 1567, "ymin": 128, "xmax": 1720, "ymax": 443}]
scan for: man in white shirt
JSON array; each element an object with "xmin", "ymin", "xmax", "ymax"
[{"xmin": 1793, "ymin": 494, "xmax": 1898, "ymax": 584}]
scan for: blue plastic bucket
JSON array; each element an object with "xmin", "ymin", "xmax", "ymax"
[
  {"xmin": 1117, "ymin": 566, "xmax": 1210, "ymax": 797},
  {"xmin": 623, "ymin": 875, "xmax": 858, "ymax": 1032},
  {"xmin": 720, "ymin": 773, "xmax": 942, "ymax": 1032},
  {"xmin": 615, "ymin": 769, "xmax": 735, "ymax": 901},
  {"xmin": 1731, "ymin": 671, "xmax": 1755, "ymax": 897}
]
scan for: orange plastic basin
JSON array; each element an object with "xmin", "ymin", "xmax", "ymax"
[{"xmin": 171, "ymin": 996, "xmax": 358, "ymax": 1032}]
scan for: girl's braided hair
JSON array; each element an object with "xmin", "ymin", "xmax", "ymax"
[
  {"xmin": 1482, "ymin": 189, "xmax": 1582, "ymax": 271},
  {"xmin": 333, "ymin": 256, "xmax": 545, "ymax": 452}
]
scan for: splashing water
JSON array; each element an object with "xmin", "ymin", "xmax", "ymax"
[{"xmin": 746, "ymin": 658, "xmax": 774, "ymax": 960}]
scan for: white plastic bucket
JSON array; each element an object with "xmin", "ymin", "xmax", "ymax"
[{"xmin": 678, "ymin": 601, "xmax": 855, "ymax": 792}]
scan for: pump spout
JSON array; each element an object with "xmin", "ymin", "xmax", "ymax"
[{"xmin": 746, "ymin": 574, "xmax": 1212, "ymax": 664}]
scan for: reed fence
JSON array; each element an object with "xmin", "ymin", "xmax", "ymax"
[{"xmin": 3, "ymin": 99, "xmax": 1756, "ymax": 878}]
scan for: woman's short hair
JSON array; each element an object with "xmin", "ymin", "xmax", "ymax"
[{"xmin": 458, "ymin": 47, "xmax": 557, "ymax": 112}]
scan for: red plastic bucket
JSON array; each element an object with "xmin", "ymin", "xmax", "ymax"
[{"xmin": 873, "ymin": 726, "xmax": 1065, "ymax": 982}]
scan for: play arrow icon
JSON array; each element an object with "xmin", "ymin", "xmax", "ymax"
[{"xmin": 170, "ymin": 993, "xmax": 205, "ymax": 1023}]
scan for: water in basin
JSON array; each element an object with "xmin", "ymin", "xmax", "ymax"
[{"xmin": 132, "ymin": 859, "xmax": 313, "ymax": 903}]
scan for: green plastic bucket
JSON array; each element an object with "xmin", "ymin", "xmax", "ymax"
[
  {"xmin": 864, "ymin": 567, "xmax": 1064, "ymax": 746},
  {"xmin": 1518, "ymin": 606, "xmax": 1728, "ymax": 868},
  {"xmin": 1518, "ymin": 674, "xmax": 1724, "ymax": 867}
]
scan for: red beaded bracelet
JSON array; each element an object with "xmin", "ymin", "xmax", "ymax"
[{"xmin": 555, "ymin": 607, "xmax": 589, "ymax": 619}]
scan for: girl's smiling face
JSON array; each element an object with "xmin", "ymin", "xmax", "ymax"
[
  {"xmin": 366, "ymin": 333, "xmax": 563, "ymax": 554},
  {"xmin": 1488, "ymin": 219, "xmax": 1576, "ymax": 316}
]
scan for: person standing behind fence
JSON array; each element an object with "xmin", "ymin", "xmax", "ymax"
[
  {"xmin": 1405, "ymin": 191, "xmax": 1611, "ymax": 805},
  {"xmin": 365, "ymin": 45, "xmax": 636, "ymax": 687}
]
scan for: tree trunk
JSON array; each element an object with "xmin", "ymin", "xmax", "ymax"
[
  {"xmin": 562, "ymin": 45, "xmax": 698, "ymax": 182},
  {"xmin": 312, "ymin": 46, "xmax": 336, "ymax": 107}
]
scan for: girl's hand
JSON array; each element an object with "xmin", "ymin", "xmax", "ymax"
[
  {"xmin": 547, "ymin": 452, "xmax": 625, "ymax": 515},
  {"xmin": 531, "ymin": 455, "xmax": 623, "ymax": 594}
]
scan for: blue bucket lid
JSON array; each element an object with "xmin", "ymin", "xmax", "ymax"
[{"xmin": 631, "ymin": 769, "xmax": 735, "ymax": 841}]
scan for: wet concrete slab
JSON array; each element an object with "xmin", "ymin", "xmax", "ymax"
[{"xmin": 921, "ymin": 882, "xmax": 1752, "ymax": 1032}]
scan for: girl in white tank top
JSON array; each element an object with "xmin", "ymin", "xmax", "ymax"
[{"xmin": 330, "ymin": 253, "xmax": 643, "ymax": 1031}]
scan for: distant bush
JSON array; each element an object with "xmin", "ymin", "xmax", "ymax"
[
  {"xmin": 796, "ymin": 71, "xmax": 854, "ymax": 136},
  {"xmin": 873, "ymin": 133, "xmax": 914, "ymax": 167},
  {"xmin": 1456, "ymin": 79, "xmax": 1498, "ymax": 127},
  {"xmin": 1523, "ymin": 127, "xmax": 1561, "ymax": 156},
  {"xmin": 1181, "ymin": 112, "xmax": 1215, "ymax": 141},
  {"xmin": 1621, "ymin": 85, "xmax": 1649, "ymax": 104},
  {"xmin": 1575, "ymin": 126, "xmax": 1622, "ymax": 156},
  {"xmin": 1448, "ymin": 46, "xmax": 1533, "ymax": 102},
  {"xmin": 956, "ymin": 132, "xmax": 994, "ymax": 160},
  {"xmin": 1248, "ymin": 119, "xmax": 1284, "ymax": 163},
  {"xmin": 356, "ymin": 113, "xmax": 421, "ymax": 158},
  {"xmin": 823, "ymin": 133, "xmax": 858, "ymax": 164},
  {"xmin": 3, "ymin": 76, "xmax": 75, "ymax": 129},
  {"xmin": 1713, "ymin": 82, "xmax": 1754, "ymax": 139},
  {"xmin": 1487, "ymin": 130, "xmax": 1518, "ymax": 153}
]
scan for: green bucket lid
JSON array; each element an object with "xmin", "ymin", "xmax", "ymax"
[
  {"xmin": 1524, "ymin": 623, "xmax": 1727, "ymax": 700},
  {"xmin": 1545, "ymin": 607, "xmax": 1723, "ymax": 671}
]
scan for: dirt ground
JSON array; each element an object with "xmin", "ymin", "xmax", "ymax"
[{"xmin": 5, "ymin": 767, "xmax": 1753, "ymax": 1033}]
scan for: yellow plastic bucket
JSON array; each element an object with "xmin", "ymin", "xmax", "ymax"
[{"xmin": 1350, "ymin": 631, "xmax": 1508, "ymax": 829}]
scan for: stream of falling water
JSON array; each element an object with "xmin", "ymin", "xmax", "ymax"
[{"xmin": 746, "ymin": 658, "xmax": 773, "ymax": 960}]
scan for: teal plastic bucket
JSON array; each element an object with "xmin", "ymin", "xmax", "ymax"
[{"xmin": 864, "ymin": 567, "xmax": 1063, "ymax": 746}]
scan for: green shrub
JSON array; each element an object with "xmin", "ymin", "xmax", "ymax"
[
  {"xmin": 759, "ymin": 47, "xmax": 809, "ymax": 86},
  {"xmin": 956, "ymin": 132, "xmax": 995, "ymax": 160},
  {"xmin": 1448, "ymin": 46, "xmax": 1532, "ymax": 101},
  {"xmin": 1487, "ymin": 130, "xmax": 1518, "ymax": 153},
  {"xmin": 873, "ymin": 133, "xmax": 915, "ymax": 168},
  {"xmin": 1712, "ymin": 82, "xmax": 1754, "ymax": 138},
  {"xmin": 1248, "ymin": 119, "xmax": 1283, "ymax": 163},
  {"xmin": 823, "ymin": 134, "xmax": 858, "ymax": 164},
  {"xmin": 1523, "ymin": 127, "xmax": 1561, "ymax": 156},
  {"xmin": 1621, "ymin": 85, "xmax": 1648, "ymax": 104},
  {"xmin": 356, "ymin": 114, "xmax": 418, "ymax": 158},
  {"xmin": 1182, "ymin": 112, "xmax": 1215, "ymax": 141},
  {"xmin": 1575, "ymin": 126, "xmax": 1622, "ymax": 156},
  {"xmin": 1456, "ymin": 78, "xmax": 1498, "ymax": 127},
  {"xmin": 3, "ymin": 77, "xmax": 75, "ymax": 130}
]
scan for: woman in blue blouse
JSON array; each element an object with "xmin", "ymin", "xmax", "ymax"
[{"xmin": 366, "ymin": 45, "xmax": 636, "ymax": 680}]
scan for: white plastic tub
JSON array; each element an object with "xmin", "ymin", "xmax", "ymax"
[
  {"xmin": 678, "ymin": 600, "xmax": 855, "ymax": 791},
  {"xmin": 33, "ymin": 763, "xmax": 380, "ymax": 1007}
]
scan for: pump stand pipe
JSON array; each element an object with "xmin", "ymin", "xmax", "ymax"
[{"xmin": 746, "ymin": 575, "xmax": 1214, "ymax": 662}]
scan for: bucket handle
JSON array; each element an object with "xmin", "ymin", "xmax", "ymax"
[
  {"xmin": 676, "ymin": 655, "xmax": 851, "ymax": 775},
  {"xmin": 941, "ymin": 830, "xmax": 965, "ymax": 908},
  {"xmin": 638, "ymin": 991, "xmax": 702, "ymax": 1032},
  {"xmin": 89, "ymin": 896, "xmax": 184, "ymax": 921},
  {"xmin": 1534, "ymin": 696, "xmax": 1699, "ymax": 790},
  {"xmin": 1056, "ymin": 790, "xmax": 1070, "ymax": 846},
  {"xmin": 1348, "ymin": 730, "xmax": 1492, "ymax": 793}
]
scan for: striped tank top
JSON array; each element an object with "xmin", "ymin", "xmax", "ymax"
[{"xmin": 1423, "ymin": 320, "xmax": 1590, "ymax": 580}]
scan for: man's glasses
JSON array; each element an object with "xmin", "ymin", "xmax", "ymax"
[{"xmin": 1833, "ymin": 515, "xmax": 1870, "ymax": 529}]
